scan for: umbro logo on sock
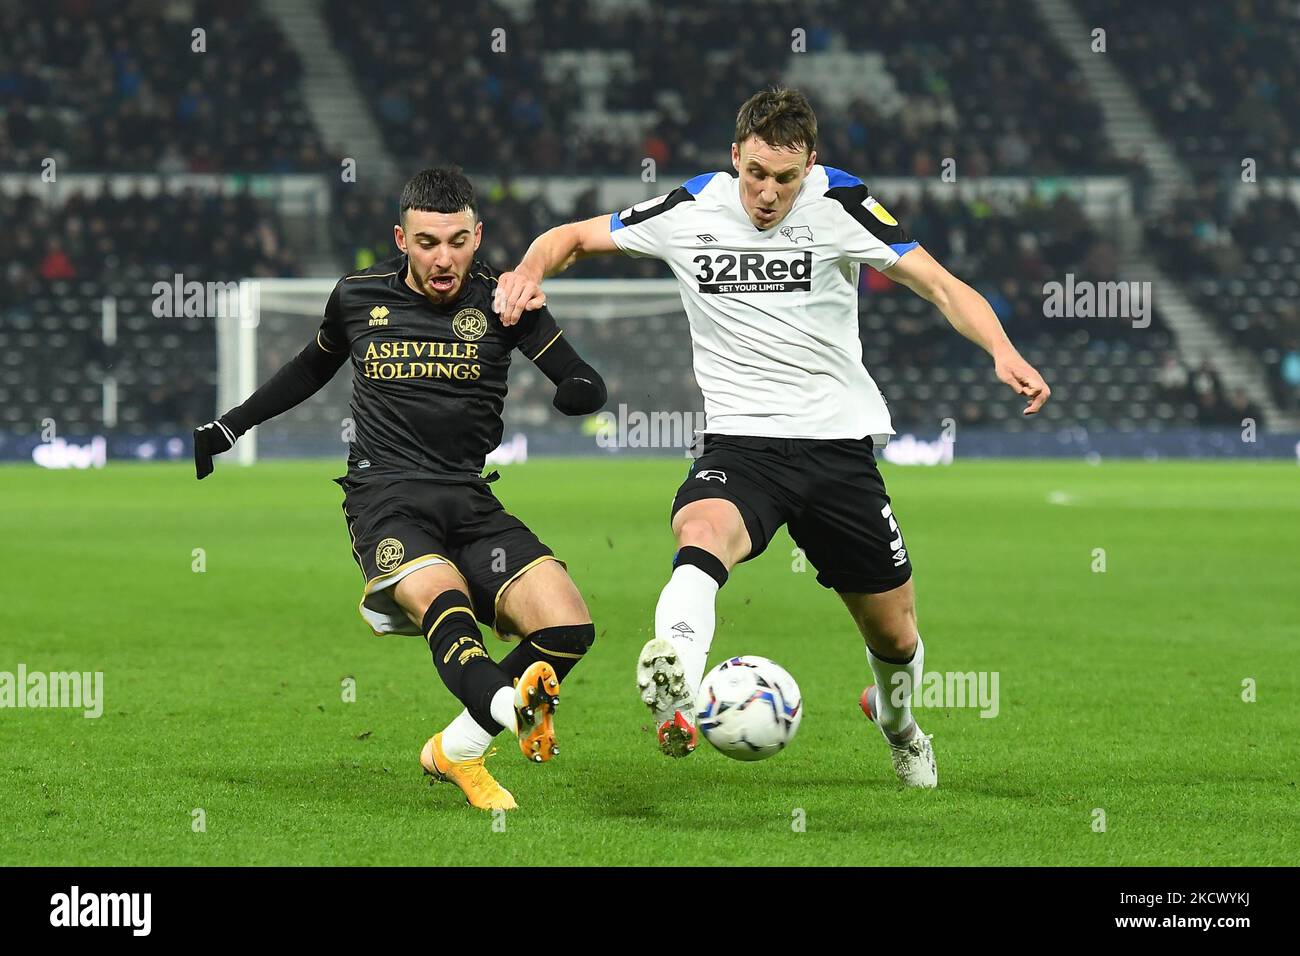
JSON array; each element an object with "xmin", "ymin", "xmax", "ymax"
[{"xmin": 671, "ymin": 622, "xmax": 695, "ymax": 641}]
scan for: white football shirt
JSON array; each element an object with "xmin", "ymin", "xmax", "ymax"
[{"xmin": 609, "ymin": 165, "xmax": 918, "ymax": 442}]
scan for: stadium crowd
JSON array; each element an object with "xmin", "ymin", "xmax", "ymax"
[
  {"xmin": 2, "ymin": 0, "xmax": 1293, "ymax": 441},
  {"xmin": 0, "ymin": 186, "xmax": 297, "ymax": 308},
  {"xmin": 1077, "ymin": 0, "xmax": 1299, "ymax": 175},
  {"xmin": 0, "ymin": 0, "xmax": 325, "ymax": 173},
  {"xmin": 1148, "ymin": 184, "xmax": 1300, "ymax": 410},
  {"xmin": 325, "ymin": 0, "xmax": 1129, "ymax": 178}
]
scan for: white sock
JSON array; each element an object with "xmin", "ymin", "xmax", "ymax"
[
  {"xmin": 440, "ymin": 708, "xmax": 493, "ymax": 761},
  {"xmin": 654, "ymin": 563, "xmax": 720, "ymax": 700},
  {"xmin": 867, "ymin": 635, "xmax": 924, "ymax": 741},
  {"xmin": 489, "ymin": 685, "xmax": 517, "ymax": 734}
]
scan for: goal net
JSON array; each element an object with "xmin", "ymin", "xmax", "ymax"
[{"xmin": 218, "ymin": 278, "xmax": 700, "ymax": 465}]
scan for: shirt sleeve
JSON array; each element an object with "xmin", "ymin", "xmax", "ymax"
[
  {"xmin": 825, "ymin": 182, "xmax": 919, "ymax": 272},
  {"xmin": 511, "ymin": 304, "xmax": 565, "ymax": 362},
  {"xmin": 608, "ymin": 182, "xmax": 699, "ymax": 260},
  {"xmin": 315, "ymin": 280, "xmax": 348, "ymax": 354}
]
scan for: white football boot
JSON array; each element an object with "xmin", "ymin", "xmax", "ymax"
[
  {"xmin": 636, "ymin": 637, "xmax": 698, "ymax": 757},
  {"xmin": 860, "ymin": 684, "xmax": 937, "ymax": 788}
]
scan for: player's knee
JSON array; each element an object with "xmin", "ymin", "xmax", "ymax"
[
  {"xmin": 395, "ymin": 565, "xmax": 468, "ymax": 623},
  {"xmin": 847, "ymin": 597, "xmax": 916, "ymax": 657},
  {"xmin": 675, "ymin": 515, "xmax": 714, "ymax": 545},
  {"xmin": 675, "ymin": 516, "xmax": 727, "ymax": 556},
  {"xmin": 529, "ymin": 622, "xmax": 595, "ymax": 659},
  {"xmin": 861, "ymin": 608, "xmax": 917, "ymax": 658},
  {"xmin": 871, "ymin": 624, "xmax": 917, "ymax": 660}
]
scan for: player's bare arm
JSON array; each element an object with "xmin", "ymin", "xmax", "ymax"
[
  {"xmin": 885, "ymin": 245, "xmax": 1052, "ymax": 416},
  {"xmin": 495, "ymin": 215, "xmax": 619, "ymax": 326}
]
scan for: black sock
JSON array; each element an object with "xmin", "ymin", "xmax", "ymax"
[
  {"xmin": 500, "ymin": 623, "xmax": 596, "ymax": 683},
  {"xmin": 673, "ymin": 545, "xmax": 729, "ymax": 588},
  {"xmin": 422, "ymin": 590, "xmax": 511, "ymax": 734}
]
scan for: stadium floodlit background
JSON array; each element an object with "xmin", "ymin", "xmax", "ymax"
[{"xmin": 1, "ymin": 0, "xmax": 1296, "ymax": 868}]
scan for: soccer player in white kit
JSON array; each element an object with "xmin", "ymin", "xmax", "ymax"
[{"xmin": 494, "ymin": 89, "xmax": 1050, "ymax": 788}]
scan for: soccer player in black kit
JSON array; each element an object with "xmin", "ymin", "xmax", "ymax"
[{"xmin": 192, "ymin": 168, "xmax": 608, "ymax": 811}]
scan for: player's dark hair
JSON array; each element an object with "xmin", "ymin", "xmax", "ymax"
[
  {"xmin": 399, "ymin": 166, "xmax": 477, "ymax": 223},
  {"xmin": 734, "ymin": 88, "xmax": 818, "ymax": 154}
]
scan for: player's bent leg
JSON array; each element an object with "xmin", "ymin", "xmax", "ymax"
[
  {"xmin": 840, "ymin": 581, "xmax": 937, "ymax": 789},
  {"xmin": 839, "ymin": 578, "xmax": 918, "ymax": 662},
  {"xmin": 639, "ymin": 498, "xmax": 753, "ymax": 758},
  {"xmin": 670, "ymin": 497, "xmax": 753, "ymax": 570},
  {"xmin": 396, "ymin": 565, "xmax": 522, "ymax": 809},
  {"xmin": 494, "ymin": 558, "xmax": 594, "ymax": 763}
]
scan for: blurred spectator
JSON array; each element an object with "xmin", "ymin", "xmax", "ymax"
[
  {"xmin": 1280, "ymin": 342, "xmax": 1300, "ymax": 411},
  {"xmin": 1225, "ymin": 388, "xmax": 1264, "ymax": 430},
  {"xmin": 1192, "ymin": 359, "xmax": 1223, "ymax": 402},
  {"xmin": 39, "ymin": 239, "xmax": 76, "ymax": 280},
  {"xmin": 1157, "ymin": 352, "xmax": 1189, "ymax": 398}
]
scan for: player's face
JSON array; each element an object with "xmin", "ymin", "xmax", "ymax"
[
  {"xmin": 395, "ymin": 208, "xmax": 482, "ymax": 304},
  {"xmin": 732, "ymin": 136, "xmax": 816, "ymax": 230}
]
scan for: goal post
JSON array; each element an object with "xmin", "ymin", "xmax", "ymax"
[{"xmin": 219, "ymin": 277, "xmax": 692, "ymax": 465}]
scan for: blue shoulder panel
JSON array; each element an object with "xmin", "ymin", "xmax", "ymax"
[
  {"xmin": 823, "ymin": 165, "xmax": 864, "ymax": 189},
  {"xmin": 682, "ymin": 172, "xmax": 718, "ymax": 195}
]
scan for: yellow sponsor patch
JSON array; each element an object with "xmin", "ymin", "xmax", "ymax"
[{"xmin": 864, "ymin": 197, "xmax": 898, "ymax": 226}]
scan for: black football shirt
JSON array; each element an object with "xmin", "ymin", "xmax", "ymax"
[{"xmin": 316, "ymin": 254, "xmax": 563, "ymax": 482}]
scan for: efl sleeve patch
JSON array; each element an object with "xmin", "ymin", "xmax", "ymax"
[{"xmin": 826, "ymin": 184, "xmax": 916, "ymax": 270}]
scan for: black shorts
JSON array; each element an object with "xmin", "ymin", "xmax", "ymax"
[
  {"xmin": 670, "ymin": 434, "xmax": 912, "ymax": 594},
  {"xmin": 334, "ymin": 476, "xmax": 557, "ymax": 636}
]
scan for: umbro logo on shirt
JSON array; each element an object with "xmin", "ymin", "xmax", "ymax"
[{"xmin": 696, "ymin": 234, "xmax": 717, "ymax": 243}]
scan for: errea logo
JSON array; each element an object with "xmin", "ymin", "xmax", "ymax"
[{"xmin": 369, "ymin": 306, "xmax": 390, "ymax": 326}]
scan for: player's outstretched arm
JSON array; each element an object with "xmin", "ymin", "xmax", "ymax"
[
  {"xmin": 885, "ymin": 246, "xmax": 1052, "ymax": 416},
  {"xmin": 531, "ymin": 333, "xmax": 608, "ymax": 416},
  {"xmin": 495, "ymin": 215, "xmax": 620, "ymax": 327},
  {"xmin": 193, "ymin": 336, "xmax": 347, "ymax": 479}
]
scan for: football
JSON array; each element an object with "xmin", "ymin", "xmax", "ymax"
[{"xmin": 697, "ymin": 656, "xmax": 803, "ymax": 761}]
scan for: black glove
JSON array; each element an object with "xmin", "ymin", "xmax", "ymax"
[
  {"xmin": 193, "ymin": 419, "xmax": 237, "ymax": 479},
  {"xmin": 553, "ymin": 374, "xmax": 607, "ymax": 416}
]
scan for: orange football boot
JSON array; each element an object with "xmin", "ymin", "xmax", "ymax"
[
  {"xmin": 514, "ymin": 661, "xmax": 561, "ymax": 763},
  {"xmin": 420, "ymin": 733, "xmax": 518, "ymax": 810}
]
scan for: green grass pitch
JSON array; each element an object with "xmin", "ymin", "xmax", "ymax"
[{"xmin": 1, "ymin": 457, "xmax": 1296, "ymax": 866}]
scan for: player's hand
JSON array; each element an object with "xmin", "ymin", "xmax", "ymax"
[
  {"xmin": 193, "ymin": 420, "xmax": 236, "ymax": 480},
  {"xmin": 994, "ymin": 351, "xmax": 1051, "ymax": 416},
  {"xmin": 493, "ymin": 270, "xmax": 546, "ymax": 327},
  {"xmin": 553, "ymin": 375, "xmax": 607, "ymax": 416}
]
